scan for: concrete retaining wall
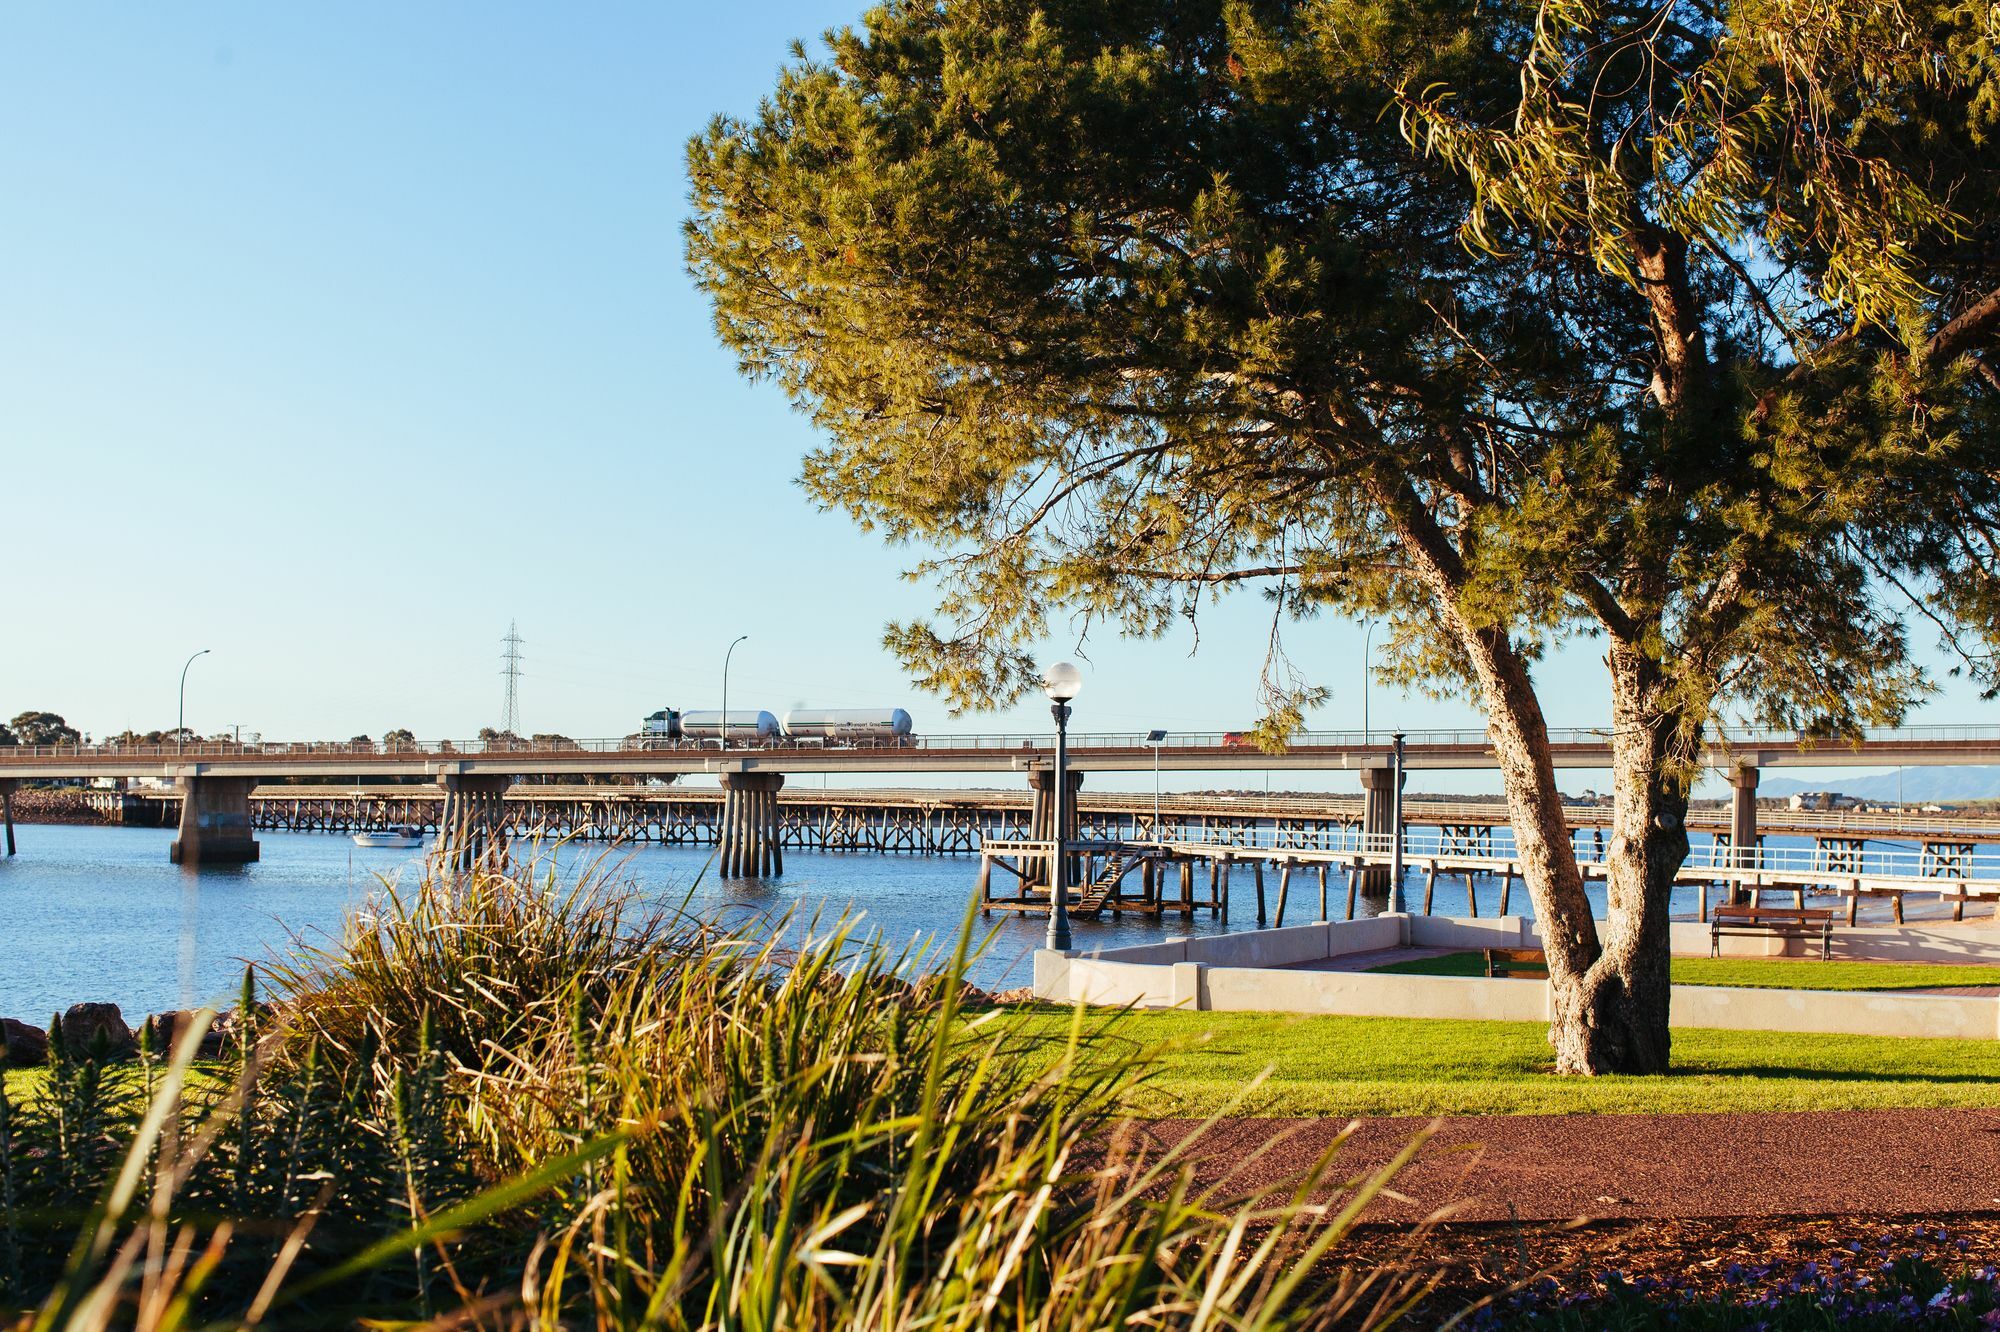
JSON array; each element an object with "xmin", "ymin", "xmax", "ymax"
[
  {"xmin": 1034, "ymin": 913, "xmax": 2000, "ymax": 1038},
  {"xmin": 1201, "ymin": 967, "xmax": 1550, "ymax": 1022},
  {"xmin": 1669, "ymin": 984, "xmax": 2000, "ymax": 1040}
]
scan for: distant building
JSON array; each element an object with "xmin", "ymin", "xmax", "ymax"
[{"xmin": 1788, "ymin": 791, "xmax": 1863, "ymax": 812}]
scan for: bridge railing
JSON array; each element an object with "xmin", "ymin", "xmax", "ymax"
[
  {"xmin": 1127, "ymin": 825, "xmax": 2000, "ymax": 883},
  {"xmin": 6, "ymin": 721, "xmax": 2000, "ymax": 762}
]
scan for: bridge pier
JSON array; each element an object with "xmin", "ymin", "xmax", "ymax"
[
  {"xmin": 1027, "ymin": 768, "xmax": 1082, "ymax": 887},
  {"xmin": 438, "ymin": 772, "xmax": 513, "ymax": 869},
  {"xmin": 718, "ymin": 772, "xmax": 784, "ymax": 877},
  {"xmin": 2, "ymin": 778, "xmax": 15, "ymax": 856},
  {"xmin": 169, "ymin": 774, "xmax": 261, "ymax": 865},
  {"xmin": 1358, "ymin": 764, "xmax": 1400, "ymax": 896}
]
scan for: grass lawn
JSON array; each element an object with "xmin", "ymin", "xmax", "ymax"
[
  {"xmin": 1002, "ymin": 1009, "xmax": 2000, "ymax": 1117},
  {"xmin": 16, "ymin": 1006, "xmax": 1999, "ymax": 1123},
  {"xmin": 1369, "ymin": 951, "xmax": 2000, "ymax": 992}
]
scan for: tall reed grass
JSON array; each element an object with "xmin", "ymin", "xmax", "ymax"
[{"xmin": 4, "ymin": 849, "xmax": 1441, "ymax": 1329}]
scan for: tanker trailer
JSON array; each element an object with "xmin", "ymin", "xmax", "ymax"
[
  {"xmin": 677, "ymin": 710, "xmax": 781, "ymax": 745},
  {"xmin": 779, "ymin": 708, "xmax": 915, "ymax": 745}
]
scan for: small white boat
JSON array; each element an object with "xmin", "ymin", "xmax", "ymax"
[{"xmin": 352, "ymin": 826, "xmax": 423, "ymax": 849}]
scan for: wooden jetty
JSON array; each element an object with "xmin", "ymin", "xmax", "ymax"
[{"xmin": 977, "ymin": 836, "xmax": 2000, "ymax": 927}]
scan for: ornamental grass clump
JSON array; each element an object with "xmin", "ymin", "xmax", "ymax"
[{"xmin": 4, "ymin": 850, "xmax": 1438, "ymax": 1328}]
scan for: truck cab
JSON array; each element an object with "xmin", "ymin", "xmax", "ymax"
[{"xmin": 640, "ymin": 709, "xmax": 682, "ymax": 748}]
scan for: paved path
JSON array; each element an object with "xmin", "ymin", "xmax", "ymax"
[{"xmin": 1138, "ymin": 1109, "xmax": 2000, "ymax": 1222}]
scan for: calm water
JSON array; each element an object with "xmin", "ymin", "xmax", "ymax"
[
  {"xmin": 0, "ymin": 823, "xmax": 1963, "ymax": 1022},
  {"xmin": 0, "ymin": 824, "xmax": 1303, "ymax": 1019}
]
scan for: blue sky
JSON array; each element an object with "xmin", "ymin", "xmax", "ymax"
[{"xmin": 0, "ymin": 3, "xmax": 1985, "ymax": 791}]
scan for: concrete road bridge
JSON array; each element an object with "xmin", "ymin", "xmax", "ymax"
[{"xmin": 3, "ymin": 722, "xmax": 1999, "ymax": 869}]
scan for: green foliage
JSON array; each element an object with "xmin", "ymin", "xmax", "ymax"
[
  {"xmin": 6, "ymin": 712, "xmax": 79, "ymax": 748},
  {"xmin": 686, "ymin": 0, "xmax": 2000, "ymax": 747},
  {"xmin": 687, "ymin": 0, "xmax": 2000, "ymax": 1068}
]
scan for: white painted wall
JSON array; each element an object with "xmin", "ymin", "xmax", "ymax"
[{"xmin": 1034, "ymin": 914, "xmax": 2000, "ymax": 1038}]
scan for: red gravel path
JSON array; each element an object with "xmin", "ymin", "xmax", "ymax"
[{"xmin": 1138, "ymin": 1109, "xmax": 2000, "ymax": 1223}]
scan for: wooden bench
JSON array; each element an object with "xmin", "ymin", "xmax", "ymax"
[
  {"xmin": 1709, "ymin": 905, "xmax": 1834, "ymax": 960},
  {"xmin": 1485, "ymin": 947, "xmax": 1548, "ymax": 979}
]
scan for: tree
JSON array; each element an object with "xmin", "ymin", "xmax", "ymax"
[
  {"xmin": 689, "ymin": 0, "xmax": 2000, "ymax": 1071},
  {"xmin": 383, "ymin": 727, "xmax": 418, "ymax": 751},
  {"xmin": 106, "ymin": 728, "xmax": 195, "ymax": 748},
  {"xmin": 0, "ymin": 722, "xmax": 13, "ymax": 747},
  {"xmin": 9, "ymin": 712, "xmax": 81, "ymax": 748}
]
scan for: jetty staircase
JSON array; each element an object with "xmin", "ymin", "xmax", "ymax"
[{"xmin": 1072, "ymin": 853, "xmax": 1132, "ymax": 919}]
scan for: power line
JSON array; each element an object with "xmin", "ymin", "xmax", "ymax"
[{"xmin": 501, "ymin": 620, "xmax": 524, "ymax": 733}]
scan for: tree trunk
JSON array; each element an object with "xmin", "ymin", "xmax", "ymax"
[
  {"xmin": 1384, "ymin": 480, "xmax": 1686, "ymax": 1074},
  {"xmin": 1549, "ymin": 643, "xmax": 1694, "ymax": 1074}
]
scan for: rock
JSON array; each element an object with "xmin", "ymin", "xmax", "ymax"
[
  {"xmin": 0, "ymin": 1018, "xmax": 48, "ymax": 1067},
  {"xmin": 953, "ymin": 982, "xmax": 997, "ymax": 1009},
  {"xmin": 988, "ymin": 986, "xmax": 1037, "ymax": 1006},
  {"xmin": 59, "ymin": 1003, "xmax": 136, "ymax": 1060},
  {"xmin": 144, "ymin": 1010, "xmax": 229, "ymax": 1060}
]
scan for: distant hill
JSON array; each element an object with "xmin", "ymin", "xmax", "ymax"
[{"xmin": 1758, "ymin": 766, "xmax": 2000, "ymax": 804}]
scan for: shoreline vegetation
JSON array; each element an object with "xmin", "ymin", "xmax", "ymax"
[{"xmin": 0, "ymin": 853, "xmax": 1437, "ymax": 1329}]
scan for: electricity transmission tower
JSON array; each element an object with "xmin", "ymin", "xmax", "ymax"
[{"xmin": 500, "ymin": 621, "xmax": 524, "ymax": 734}]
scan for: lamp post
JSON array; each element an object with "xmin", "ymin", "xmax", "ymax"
[
  {"xmin": 720, "ymin": 634, "xmax": 748, "ymax": 750},
  {"xmin": 1042, "ymin": 661, "xmax": 1083, "ymax": 951},
  {"xmin": 1361, "ymin": 620, "xmax": 1377, "ymax": 745},
  {"xmin": 1389, "ymin": 731, "xmax": 1407, "ymax": 913},
  {"xmin": 177, "ymin": 649, "xmax": 211, "ymax": 755},
  {"xmin": 1144, "ymin": 728, "xmax": 1168, "ymax": 837}
]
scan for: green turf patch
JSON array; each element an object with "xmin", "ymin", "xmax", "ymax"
[
  {"xmin": 1367, "ymin": 951, "xmax": 1489, "ymax": 977},
  {"xmin": 1368, "ymin": 951, "xmax": 2000, "ymax": 992},
  {"xmin": 1672, "ymin": 957, "xmax": 2000, "ymax": 991},
  {"xmin": 1003, "ymin": 1010, "xmax": 2000, "ymax": 1117}
]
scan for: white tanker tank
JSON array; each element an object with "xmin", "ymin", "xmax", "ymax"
[
  {"xmin": 780, "ymin": 708, "xmax": 914, "ymax": 743},
  {"xmin": 676, "ymin": 710, "xmax": 781, "ymax": 743}
]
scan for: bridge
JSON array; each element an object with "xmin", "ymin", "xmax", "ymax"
[{"xmin": 2, "ymin": 723, "xmax": 1997, "ymax": 868}]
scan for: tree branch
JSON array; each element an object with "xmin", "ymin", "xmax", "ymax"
[{"xmin": 1928, "ymin": 285, "xmax": 2000, "ymax": 365}]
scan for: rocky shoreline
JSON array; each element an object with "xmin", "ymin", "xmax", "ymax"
[
  {"xmin": 1, "ymin": 1002, "xmax": 247, "ymax": 1066},
  {"xmin": 3, "ymin": 786, "xmax": 117, "ymax": 826}
]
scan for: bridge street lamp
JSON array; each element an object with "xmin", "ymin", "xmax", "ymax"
[
  {"xmin": 1042, "ymin": 662, "xmax": 1083, "ymax": 951},
  {"xmin": 720, "ymin": 635, "xmax": 748, "ymax": 750},
  {"xmin": 177, "ymin": 649, "xmax": 211, "ymax": 755},
  {"xmin": 1361, "ymin": 620, "xmax": 1376, "ymax": 745},
  {"xmin": 1144, "ymin": 729, "xmax": 1168, "ymax": 837}
]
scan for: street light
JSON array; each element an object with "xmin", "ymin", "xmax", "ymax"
[
  {"xmin": 1361, "ymin": 620, "xmax": 1377, "ymax": 744},
  {"xmin": 1042, "ymin": 661, "xmax": 1083, "ymax": 952},
  {"xmin": 720, "ymin": 635, "xmax": 748, "ymax": 750},
  {"xmin": 177, "ymin": 649, "xmax": 211, "ymax": 755},
  {"xmin": 1144, "ymin": 729, "xmax": 1169, "ymax": 836}
]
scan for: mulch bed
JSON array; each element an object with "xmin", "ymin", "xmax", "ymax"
[
  {"xmin": 1360, "ymin": 1214, "xmax": 2000, "ymax": 1323},
  {"xmin": 1140, "ymin": 1109, "xmax": 2000, "ymax": 1222}
]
